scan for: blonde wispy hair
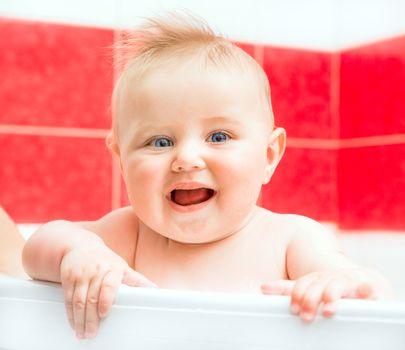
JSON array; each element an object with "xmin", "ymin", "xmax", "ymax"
[{"xmin": 111, "ymin": 12, "xmax": 271, "ymax": 140}]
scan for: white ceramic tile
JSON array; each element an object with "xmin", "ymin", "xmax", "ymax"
[
  {"xmin": 116, "ymin": 0, "xmax": 258, "ymax": 38},
  {"xmin": 2, "ymin": 0, "xmax": 404, "ymax": 50},
  {"xmin": 336, "ymin": 0, "xmax": 405, "ymax": 49},
  {"xmin": 0, "ymin": 0, "xmax": 119, "ymax": 28}
]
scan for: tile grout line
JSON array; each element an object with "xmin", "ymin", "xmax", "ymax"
[
  {"xmin": 287, "ymin": 134, "xmax": 405, "ymax": 149},
  {"xmin": 330, "ymin": 52, "xmax": 341, "ymax": 224},
  {"xmin": 254, "ymin": 43, "xmax": 265, "ymax": 207},
  {"xmin": 0, "ymin": 124, "xmax": 109, "ymax": 138},
  {"xmin": 1, "ymin": 124, "xmax": 404, "ymax": 148},
  {"xmin": 330, "ymin": 52, "xmax": 341, "ymax": 141},
  {"xmin": 111, "ymin": 28, "xmax": 123, "ymax": 210}
]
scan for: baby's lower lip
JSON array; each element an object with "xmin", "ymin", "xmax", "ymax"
[
  {"xmin": 171, "ymin": 188, "xmax": 215, "ymax": 206},
  {"xmin": 167, "ymin": 191, "xmax": 216, "ymax": 213}
]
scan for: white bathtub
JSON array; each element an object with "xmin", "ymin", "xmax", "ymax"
[{"xmin": 1, "ymin": 277, "xmax": 405, "ymax": 350}]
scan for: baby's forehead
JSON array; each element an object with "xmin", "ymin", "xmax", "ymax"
[
  {"xmin": 120, "ymin": 53, "xmax": 268, "ymax": 100},
  {"xmin": 119, "ymin": 65, "xmax": 266, "ymax": 120},
  {"xmin": 112, "ymin": 51, "xmax": 274, "ymax": 134}
]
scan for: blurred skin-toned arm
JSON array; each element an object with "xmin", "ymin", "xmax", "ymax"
[
  {"xmin": 0, "ymin": 206, "xmax": 27, "ymax": 278},
  {"xmin": 261, "ymin": 217, "xmax": 394, "ymax": 322}
]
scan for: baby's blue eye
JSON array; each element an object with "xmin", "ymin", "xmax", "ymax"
[
  {"xmin": 150, "ymin": 137, "xmax": 173, "ymax": 148},
  {"xmin": 207, "ymin": 132, "xmax": 229, "ymax": 143}
]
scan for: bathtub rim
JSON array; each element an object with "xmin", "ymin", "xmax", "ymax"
[{"xmin": 1, "ymin": 276, "xmax": 405, "ymax": 323}]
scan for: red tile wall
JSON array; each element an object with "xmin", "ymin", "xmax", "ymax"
[
  {"xmin": 337, "ymin": 145, "xmax": 405, "ymax": 230},
  {"xmin": 261, "ymin": 148, "xmax": 337, "ymax": 222},
  {"xmin": 0, "ymin": 18, "xmax": 113, "ymax": 128},
  {"xmin": 263, "ymin": 47, "xmax": 335, "ymax": 139},
  {"xmin": 338, "ymin": 36, "xmax": 405, "ymax": 229},
  {"xmin": 261, "ymin": 47, "xmax": 338, "ymax": 222},
  {"xmin": 0, "ymin": 18, "xmax": 115, "ymax": 222},
  {"xmin": 340, "ymin": 37, "xmax": 405, "ymax": 138},
  {"xmin": 0, "ymin": 17, "xmax": 404, "ymax": 230},
  {"xmin": 0, "ymin": 134, "xmax": 112, "ymax": 222}
]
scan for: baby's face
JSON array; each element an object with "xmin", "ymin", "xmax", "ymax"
[{"xmin": 116, "ymin": 63, "xmax": 276, "ymax": 243}]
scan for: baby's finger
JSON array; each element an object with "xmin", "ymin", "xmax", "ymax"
[
  {"xmin": 322, "ymin": 301, "xmax": 338, "ymax": 317},
  {"xmin": 122, "ymin": 267, "xmax": 158, "ymax": 288},
  {"xmin": 62, "ymin": 285, "xmax": 75, "ymax": 330},
  {"xmin": 98, "ymin": 270, "xmax": 122, "ymax": 319},
  {"xmin": 261, "ymin": 280, "xmax": 295, "ymax": 296},
  {"xmin": 61, "ymin": 270, "xmax": 77, "ymax": 330},
  {"xmin": 299, "ymin": 277, "xmax": 334, "ymax": 322},
  {"xmin": 84, "ymin": 274, "xmax": 104, "ymax": 338},
  {"xmin": 321, "ymin": 279, "xmax": 346, "ymax": 317},
  {"xmin": 290, "ymin": 274, "xmax": 318, "ymax": 315},
  {"xmin": 72, "ymin": 280, "xmax": 88, "ymax": 339},
  {"xmin": 355, "ymin": 282, "xmax": 376, "ymax": 299}
]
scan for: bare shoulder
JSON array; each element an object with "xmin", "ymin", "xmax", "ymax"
[
  {"xmin": 275, "ymin": 213, "xmax": 341, "ymax": 258},
  {"xmin": 256, "ymin": 208, "xmax": 335, "ymax": 244},
  {"xmin": 79, "ymin": 206, "xmax": 139, "ymax": 262},
  {"xmin": 79, "ymin": 206, "xmax": 138, "ymax": 234}
]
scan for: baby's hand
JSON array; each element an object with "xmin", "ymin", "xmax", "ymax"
[
  {"xmin": 261, "ymin": 268, "xmax": 392, "ymax": 322},
  {"xmin": 60, "ymin": 246, "xmax": 156, "ymax": 339}
]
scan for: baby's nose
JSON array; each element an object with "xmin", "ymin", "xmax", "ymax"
[{"xmin": 171, "ymin": 144, "xmax": 206, "ymax": 172}]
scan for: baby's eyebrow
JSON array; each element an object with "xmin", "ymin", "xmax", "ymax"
[
  {"xmin": 201, "ymin": 115, "xmax": 244, "ymax": 126},
  {"xmin": 125, "ymin": 126, "xmax": 160, "ymax": 148},
  {"xmin": 132, "ymin": 122, "xmax": 172, "ymax": 136}
]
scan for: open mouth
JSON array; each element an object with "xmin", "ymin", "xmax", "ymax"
[{"xmin": 170, "ymin": 188, "xmax": 216, "ymax": 206}]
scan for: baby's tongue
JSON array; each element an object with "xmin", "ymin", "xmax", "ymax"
[{"xmin": 172, "ymin": 189, "xmax": 211, "ymax": 206}]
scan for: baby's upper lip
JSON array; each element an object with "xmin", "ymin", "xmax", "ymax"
[{"xmin": 166, "ymin": 181, "xmax": 215, "ymax": 194}]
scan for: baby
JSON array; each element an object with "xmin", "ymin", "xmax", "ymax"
[
  {"xmin": 23, "ymin": 14, "xmax": 393, "ymax": 339},
  {"xmin": 0, "ymin": 206, "xmax": 27, "ymax": 278}
]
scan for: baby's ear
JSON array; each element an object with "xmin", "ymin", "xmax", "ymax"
[
  {"xmin": 263, "ymin": 127, "xmax": 286, "ymax": 184},
  {"xmin": 106, "ymin": 130, "xmax": 120, "ymax": 156},
  {"xmin": 106, "ymin": 131, "xmax": 124, "ymax": 175}
]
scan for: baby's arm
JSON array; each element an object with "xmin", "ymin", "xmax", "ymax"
[
  {"xmin": 0, "ymin": 207, "xmax": 27, "ymax": 278},
  {"xmin": 261, "ymin": 216, "xmax": 394, "ymax": 322},
  {"xmin": 22, "ymin": 207, "xmax": 156, "ymax": 339}
]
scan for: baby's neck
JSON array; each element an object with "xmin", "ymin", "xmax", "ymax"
[{"xmin": 169, "ymin": 205, "xmax": 261, "ymax": 246}]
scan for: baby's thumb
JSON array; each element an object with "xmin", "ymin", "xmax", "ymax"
[
  {"xmin": 354, "ymin": 282, "xmax": 375, "ymax": 299},
  {"xmin": 122, "ymin": 267, "xmax": 158, "ymax": 288},
  {"xmin": 261, "ymin": 280, "xmax": 295, "ymax": 296}
]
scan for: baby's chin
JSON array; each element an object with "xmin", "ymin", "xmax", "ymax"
[
  {"xmin": 144, "ymin": 204, "xmax": 259, "ymax": 245},
  {"xmin": 159, "ymin": 227, "xmax": 234, "ymax": 245}
]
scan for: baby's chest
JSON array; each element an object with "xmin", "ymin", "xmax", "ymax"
[{"xmin": 135, "ymin": 242, "xmax": 287, "ymax": 293}]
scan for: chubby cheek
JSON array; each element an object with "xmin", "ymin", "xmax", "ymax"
[
  {"xmin": 122, "ymin": 157, "xmax": 164, "ymax": 212},
  {"xmin": 214, "ymin": 147, "xmax": 267, "ymax": 210}
]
